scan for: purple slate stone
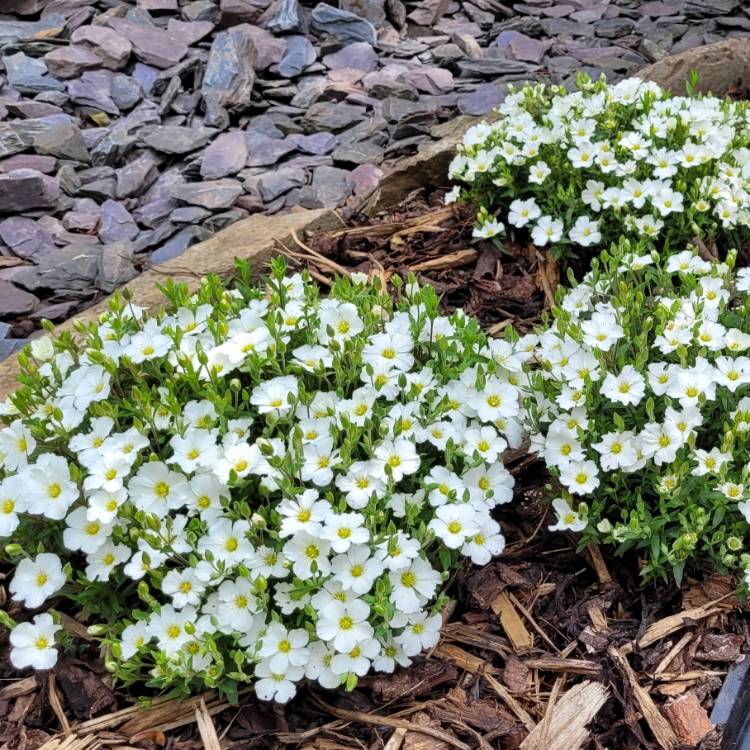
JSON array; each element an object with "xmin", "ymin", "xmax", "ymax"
[
  {"xmin": 245, "ymin": 131, "xmax": 297, "ymax": 166},
  {"xmin": 6, "ymin": 101, "xmax": 64, "ymax": 119},
  {"xmin": 108, "ymin": 18, "xmax": 188, "ymax": 70},
  {"xmin": 68, "ymin": 71, "xmax": 119, "ymax": 115},
  {"xmin": 245, "ymin": 25, "xmax": 287, "ymax": 70},
  {"xmin": 0, "ymin": 281, "xmax": 38, "ymax": 316},
  {"xmin": 133, "ymin": 198, "xmax": 177, "ymax": 229},
  {"xmin": 289, "ymin": 132, "xmax": 338, "ymax": 155},
  {"xmin": 132, "ymin": 63, "xmax": 160, "ymax": 96},
  {"xmin": 638, "ymin": 1, "xmax": 679, "ymax": 15},
  {"xmin": 201, "ymin": 131, "xmax": 248, "ymax": 179},
  {"xmin": 509, "ymin": 33, "xmax": 546, "ymax": 63},
  {"xmin": 44, "ymin": 45, "xmax": 101, "ymax": 79},
  {"xmin": 0, "ymin": 154, "xmax": 57, "ymax": 174},
  {"xmin": 322, "ymin": 42, "xmax": 378, "ymax": 72},
  {"xmin": 458, "ymin": 83, "xmax": 506, "ymax": 115},
  {"xmin": 62, "ymin": 211, "xmax": 100, "ymax": 234},
  {"xmin": 400, "ymin": 67, "xmax": 454, "ymax": 95},
  {"xmin": 99, "ymin": 199, "xmax": 139, "ymax": 244},
  {"xmin": 169, "ymin": 179, "xmax": 243, "ymax": 210},
  {"xmin": 167, "ymin": 19, "xmax": 215, "ymax": 44},
  {"xmin": 540, "ymin": 3, "xmax": 574, "ymax": 16},
  {"xmin": 71, "ymin": 25, "xmax": 133, "ymax": 71},
  {"xmin": 349, "ymin": 162, "xmax": 382, "ymax": 194},
  {"xmin": 0, "ymin": 169, "xmax": 59, "ymax": 213},
  {"xmin": 0, "ymin": 217, "xmax": 53, "ymax": 260}
]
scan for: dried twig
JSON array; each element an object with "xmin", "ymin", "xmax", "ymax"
[
  {"xmin": 312, "ymin": 697, "xmax": 472, "ymax": 750},
  {"xmin": 195, "ymin": 697, "xmax": 222, "ymax": 750},
  {"xmin": 608, "ymin": 646, "xmax": 678, "ymax": 750},
  {"xmin": 483, "ymin": 673, "xmax": 536, "ymax": 732},
  {"xmin": 519, "ymin": 681, "xmax": 609, "ymax": 750}
]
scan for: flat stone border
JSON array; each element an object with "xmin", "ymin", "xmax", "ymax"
[{"xmin": 0, "ymin": 208, "xmax": 339, "ymax": 399}]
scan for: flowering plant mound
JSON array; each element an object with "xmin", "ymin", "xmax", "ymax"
[
  {"xmin": 0, "ymin": 260, "xmax": 529, "ymax": 702},
  {"xmin": 526, "ymin": 242, "xmax": 750, "ymax": 583},
  {"xmin": 448, "ymin": 75, "xmax": 750, "ymax": 257}
]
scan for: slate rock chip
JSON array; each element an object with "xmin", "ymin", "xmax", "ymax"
[
  {"xmin": 15, "ymin": 243, "xmax": 102, "ymax": 292},
  {"xmin": 138, "ymin": 125, "xmax": 216, "ymax": 154},
  {"xmin": 254, "ymin": 167, "xmax": 306, "ymax": 201},
  {"xmin": 0, "ymin": 217, "xmax": 53, "ymax": 261},
  {"xmin": 44, "ymin": 45, "xmax": 102, "ymax": 79},
  {"xmin": 3, "ymin": 51, "xmax": 64, "ymax": 95},
  {"xmin": 108, "ymin": 18, "xmax": 188, "ymax": 70},
  {"xmin": 99, "ymin": 200, "xmax": 139, "ymax": 244},
  {"xmin": 0, "ymin": 280, "xmax": 38, "ymax": 316},
  {"xmin": 13, "ymin": 116, "xmax": 90, "ymax": 163},
  {"xmin": 116, "ymin": 152, "xmax": 161, "ymax": 199},
  {"xmin": 202, "ymin": 27, "xmax": 256, "ymax": 129},
  {"xmin": 275, "ymin": 35, "xmax": 317, "ymax": 78},
  {"xmin": 97, "ymin": 240, "xmax": 138, "ymax": 293},
  {"xmin": 267, "ymin": 0, "xmax": 306, "ymax": 34},
  {"xmin": 169, "ymin": 179, "xmax": 243, "ymax": 209},
  {"xmin": 302, "ymin": 101, "xmax": 366, "ymax": 131},
  {"xmin": 298, "ymin": 165, "xmax": 353, "ymax": 207},
  {"xmin": 322, "ymin": 42, "xmax": 378, "ymax": 71},
  {"xmin": 310, "ymin": 3, "xmax": 377, "ymax": 45},
  {"xmin": 0, "ymin": 169, "xmax": 59, "ymax": 213},
  {"xmin": 71, "ymin": 25, "xmax": 133, "ymax": 70},
  {"xmin": 201, "ymin": 131, "xmax": 248, "ymax": 179}
]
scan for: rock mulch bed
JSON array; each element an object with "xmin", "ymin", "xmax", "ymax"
[{"xmin": 0, "ymin": 0, "xmax": 749, "ymax": 359}]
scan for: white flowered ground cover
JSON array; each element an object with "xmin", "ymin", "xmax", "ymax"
[
  {"xmin": 527, "ymin": 243, "xmax": 750, "ymax": 584},
  {"xmin": 448, "ymin": 76, "xmax": 750, "ymax": 256},
  {"xmin": 5, "ymin": 74, "xmax": 750, "ymax": 708},
  {"xmin": 0, "ymin": 261, "xmax": 528, "ymax": 704}
]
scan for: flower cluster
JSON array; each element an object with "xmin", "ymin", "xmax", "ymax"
[
  {"xmin": 0, "ymin": 261, "xmax": 530, "ymax": 701},
  {"xmin": 526, "ymin": 241, "xmax": 750, "ymax": 582},
  {"xmin": 447, "ymin": 75, "xmax": 750, "ymax": 257}
]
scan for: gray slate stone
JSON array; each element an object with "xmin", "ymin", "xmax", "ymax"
[
  {"xmin": 169, "ymin": 179, "xmax": 243, "ymax": 209},
  {"xmin": 12, "ymin": 116, "xmax": 90, "ymax": 162},
  {"xmin": 3, "ymin": 51, "xmax": 64, "ymax": 95},
  {"xmin": 275, "ymin": 35, "xmax": 317, "ymax": 78},
  {"xmin": 99, "ymin": 200, "xmax": 139, "ymax": 244},
  {"xmin": 310, "ymin": 3, "xmax": 377, "ymax": 45},
  {"xmin": 0, "ymin": 169, "xmax": 59, "ymax": 213},
  {"xmin": 0, "ymin": 281, "xmax": 38, "ymax": 316},
  {"xmin": 116, "ymin": 152, "xmax": 161, "ymax": 199},
  {"xmin": 201, "ymin": 131, "xmax": 248, "ymax": 179},
  {"xmin": 0, "ymin": 217, "xmax": 53, "ymax": 260},
  {"xmin": 202, "ymin": 27, "xmax": 256, "ymax": 129},
  {"xmin": 15, "ymin": 243, "xmax": 102, "ymax": 292},
  {"xmin": 138, "ymin": 125, "xmax": 217, "ymax": 154}
]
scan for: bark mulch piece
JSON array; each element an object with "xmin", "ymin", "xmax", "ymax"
[{"xmin": 281, "ymin": 190, "xmax": 553, "ymax": 335}]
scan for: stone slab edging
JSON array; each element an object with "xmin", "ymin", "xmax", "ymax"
[
  {"xmin": 0, "ymin": 37, "xmax": 746, "ymax": 401},
  {"xmin": 0, "ymin": 208, "xmax": 340, "ymax": 400}
]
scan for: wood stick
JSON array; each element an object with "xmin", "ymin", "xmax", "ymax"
[{"xmin": 608, "ymin": 646, "xmax": 678, "ymax": 750}]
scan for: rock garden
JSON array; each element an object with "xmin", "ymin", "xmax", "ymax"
[{"xmin": 2, "ymin": 2, "xmax": 750, "ymax": 750}]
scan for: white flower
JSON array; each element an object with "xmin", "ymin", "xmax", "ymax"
[
  {"xmin": 374, "ymin": 438, "xmax": 421, "ymax": 482},
  {"xmin": 531, "ymin": 216, "xmax": 564, "ymax": 246},
  {"xmin": 320, "ymin": 512, "xmax": 368, "ymax": 553},
  {"xmin": 569, "ymin": 216, "xmax": 601, "ymax": 246},
  {"xmin": 250, "ymin": 375, "xmax": 298, "ymax": 415},
  {"xmin": 316, "ymin": 599, "xmax": 373, "ymax": 652},
  {"xmin": 388, "ymin": 558, "xmax": 441, "ymax": 613},
  {"xmin": 258, "ymin": 622, "xmax": 309, "ymax": 674},
  {"xmin": 0, "ymin": 474, "xmax": 26, "ymax": 536},
  {"xmin": 10, "ymin": 613, "xmax": 61, "ymax": 670},
  {"xmin": 10, "ymin": 553, "xmax": 66, "ymax": 609},
  {"xmin": 254, "ymin": 661, "xmax": 304, "ymax": 703},
  {"xmin": 461, "ymin": 520, "xmax": 505, "ymax": 565},
  {"xmin": 63, "ymin": 507, "xmax": 112, "ymax": 554},
  {"xmin": 559, "ymin": 460, "xmax": 599, "ymax": 495},
  {"xmin": 508, "ymin": 198, "xmax": 541, "ymax": 228},
  {"xmin": 549, "ymin": 498, "xmax": 586, "ymax": 532},
  {"xmin": 128, "ymin": 462, "xmax": 188, "ymax": 517},
  {"xmin": 0, "ymin": 419, "xmax": 36, "ymax": 472},
  {"xmin": 428, "ymin": 504, "xmax": 478, "ymax": 549},
  {"xmin": 600, "ymin": 366, "xmax": 646, "ymax": 406},
  {"xmin": 395, "ymin": 612, "xmax": 442, "ymax": 657}
]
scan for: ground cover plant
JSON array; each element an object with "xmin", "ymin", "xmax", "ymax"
[
  {"xmin": 527, "ymin": 241, "xmax": 750, "ymax": 584},
  {"xmin": 0, "ymin": 260, "xmax": 532, "ymax": 703},
  {"xmin": 448, "ymin": 75, "xmax": 750, "ymax": 258}
]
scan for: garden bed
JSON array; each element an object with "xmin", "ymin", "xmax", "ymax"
[
  {"xmin": 3, "ymin": 41, "xmax": 750, "ymax": 750},
  {"xmin": 1, "ymin": 187, "xmax": 747, "ymax": 750}
]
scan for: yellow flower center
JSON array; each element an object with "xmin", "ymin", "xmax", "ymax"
[
  {"xmin": 339, "ymin": 616, "xmax": 353, "ymax": 630},
  {"xmin": 225, "ymin": 537, "xmax": 239, "ymax": 552},
  {"xmin": 400, "ymin": 571, "xmax": 416, "ymax": 587},
  {"xmin": 447, "ymin": 520, "xmax": 462, "ymax": 534},
  {"xmin": 155, "ymin": 482, "xmax": 170, "ymax": 498},
  {"xmin": 48, "ymin": 483, "xmax": 61, "ymax": 499}
]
